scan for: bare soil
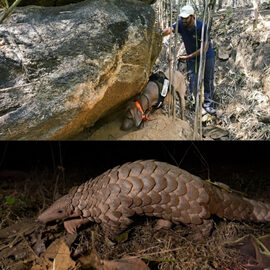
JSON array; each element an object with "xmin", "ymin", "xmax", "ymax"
[{"xmin": 76, "ymin": 110, "xmax": 193, "ymax": 140}]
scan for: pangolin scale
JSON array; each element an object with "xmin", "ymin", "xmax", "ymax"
[{"xmin": 37, "ymin": 160, "xmax": 270, "ymax": 236}]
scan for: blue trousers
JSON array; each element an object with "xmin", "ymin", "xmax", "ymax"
[{"xmin": 186, "ymin": 55, "xmax": 215, "ymax": 108}]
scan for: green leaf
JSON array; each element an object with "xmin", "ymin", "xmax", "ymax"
[
  {"xmin": 226, "ymin": 9, "xmax": 232, "ymax": 17},
  {"xmin": 5, "ymin": 197, "xmax": 16, "ymax": 205},
  {"xmin": 115, "ymin": 231, "xmax": 129, "ymax": 243}
]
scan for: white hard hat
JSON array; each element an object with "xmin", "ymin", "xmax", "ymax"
[{"xmin": 179, "ymin": 5, "xmax": 194, "ymax": 18}]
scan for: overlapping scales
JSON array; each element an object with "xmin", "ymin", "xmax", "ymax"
[{"xmin": 43, "ymin": 160, "xmax": 269, "ymax": 236}]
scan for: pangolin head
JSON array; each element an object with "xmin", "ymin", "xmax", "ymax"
[{"xmin": 37, "ymin": 194, "xmax": 74, "ymax": 224}]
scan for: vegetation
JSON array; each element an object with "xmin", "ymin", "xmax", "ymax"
[{"xmin": 153, "ymin": 0, "xmax": 269, "ymax": 140}]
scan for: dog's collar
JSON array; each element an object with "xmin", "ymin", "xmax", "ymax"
[
  {"xmin": 134, "ymin": 101, "xmax": 148, "ymax": 121},
  {"xmin": 134, "ymin": 101, "xmax": 155, "ymax": 122}
]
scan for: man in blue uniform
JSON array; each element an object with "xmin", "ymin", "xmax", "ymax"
[{"xmin": 163, "ymin": 5, "xmax": 216, "ymax": 115}]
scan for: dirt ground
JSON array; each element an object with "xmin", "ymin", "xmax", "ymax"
[
  {"xmin": 0, "ymin": 143, "xmax": 270, "ymax": 270},
  {"xmin": 76, "ymin": 110, "xmax": 193, "ymax": 140}
]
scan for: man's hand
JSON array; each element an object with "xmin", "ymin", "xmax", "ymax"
[
  {"xmin": 162, "ymin": 27, "xmax": 174, "ymax": 37},
  {"xmin": 178, "ymin": 55, "xmax": 189, "ymax": 61}
]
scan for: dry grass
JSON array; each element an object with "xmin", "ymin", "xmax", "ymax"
[{"xmin": 75, "ymin": 217, "xmax": 268, "ymax": 270}]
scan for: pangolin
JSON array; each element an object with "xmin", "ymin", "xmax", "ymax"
[{"xmin": 37, "ymin": 160, "xmax": 270, "ymax": 237}]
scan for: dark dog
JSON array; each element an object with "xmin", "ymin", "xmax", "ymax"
[{"xmin": 121, "ymin": 68, "xmax": 186, "ymax": 131}]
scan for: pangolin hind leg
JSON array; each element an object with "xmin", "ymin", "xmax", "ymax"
[{"xmin": 189, "ymin": 219, "xmax": 214, "ymax": 241}]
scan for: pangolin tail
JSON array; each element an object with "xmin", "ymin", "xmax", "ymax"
[{"xmin": 206, "ymin": 183, "xmax": 270, "ymax": 223}]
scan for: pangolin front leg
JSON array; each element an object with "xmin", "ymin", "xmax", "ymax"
[
  {"xmin": 64, "ymin": 218, "xmax": 90, "ymax": 234},
  {"xmin": 154, "ymin": 219, "xmax": 173, "ymax": 231},
  {"xmin": 101, "ymin": 217, "xmax": 134, "ymax": 238}
]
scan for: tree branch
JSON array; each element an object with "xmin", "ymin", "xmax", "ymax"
[{"xmin": 0, "ymin": 0, "xmax": 22, "ymax": 24}]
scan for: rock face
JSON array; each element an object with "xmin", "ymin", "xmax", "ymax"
[{"xmin": 0, "ymin": 0, "xmax": 162, "ymax": 139}]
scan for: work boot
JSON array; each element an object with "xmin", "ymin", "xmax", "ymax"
[
  {"xmin": 205, "ymin": 106, "xmax": 216, "ymax": 115},
  {"xmin": 202, "ymin": 107, "xmax": 207, "ymax": 116}
]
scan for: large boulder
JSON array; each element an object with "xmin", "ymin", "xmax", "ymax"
[{"xmin": 0, "ymin": 0, "xmax": 162, "ymax": 139}]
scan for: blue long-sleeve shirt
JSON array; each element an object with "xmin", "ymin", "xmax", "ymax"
[{"xmin": 173, "ymin": 19, "xmax": 215, "ymax": 58}]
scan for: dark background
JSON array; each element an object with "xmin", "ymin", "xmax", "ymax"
[{"xmin": 0, "ymin": 141, "xmax": 269, "ymax": 182}]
